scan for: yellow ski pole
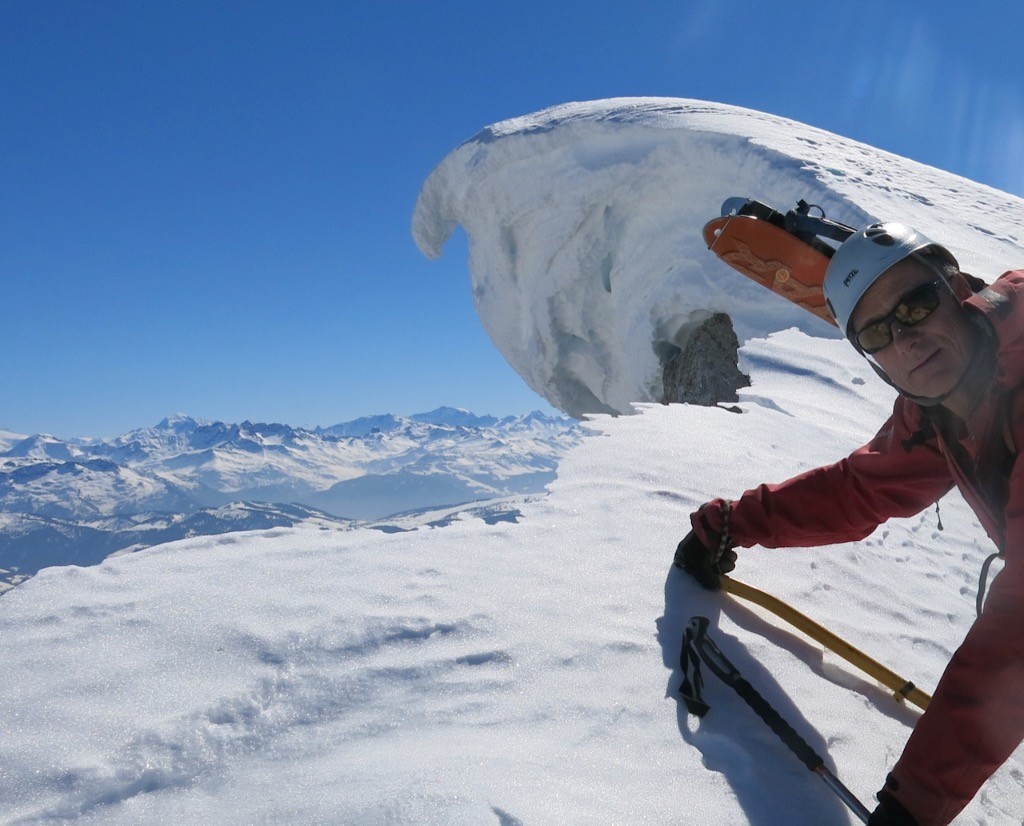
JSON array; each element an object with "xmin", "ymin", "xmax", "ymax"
[{"xmin": 719, "ymin": 575, "xmax": 932, "ymax": 711}]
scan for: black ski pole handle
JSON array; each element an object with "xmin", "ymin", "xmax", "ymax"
[
  {"xmin": 687, "ymin": 617, "xmax": 742, "ymax": 684},
  {"xmin": 685, "ymin": 617, "xmax": 871, "ymax": 823},
  {"xmin": 688, "ymin": 617, "xmax": 823, "ymax": 771}
]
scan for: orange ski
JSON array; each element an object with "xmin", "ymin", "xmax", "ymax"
[{"xmin": 703, "ymin": 213, "xmax": 836, "ymax": 326}]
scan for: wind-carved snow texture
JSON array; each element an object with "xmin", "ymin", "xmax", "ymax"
[
  {"xmin": 413, "ymin": 97, "xmax": 1024, "ymax": 417},
  {"xmin": 2, "ymin": 333, "xmax": 1022, "ymax": 823},
  {"xmin": 21, "ymin": 610, "xmax": 507, "ymax": 821}
]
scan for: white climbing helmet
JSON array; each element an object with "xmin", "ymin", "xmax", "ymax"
[{"xmin": 823, "ymin": 222, "xmax": 959, "ymax": 338}]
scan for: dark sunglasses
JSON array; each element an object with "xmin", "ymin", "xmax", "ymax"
[{"xmin": 854, "ymin": 279, "xmax": 945, "ymax": 354}]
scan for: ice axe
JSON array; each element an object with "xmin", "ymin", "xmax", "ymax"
[{"xmin": 718, "ymin": 574, "xmax": 931, "ymax": 711}]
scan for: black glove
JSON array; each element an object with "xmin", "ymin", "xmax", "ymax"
[
  {"xmin": 868, "ymin": 785, "xmax": 918, "ymax": 826},
  {"xmin": 674, "ymin": 530, "xmax": 736, "ymax": 590}
]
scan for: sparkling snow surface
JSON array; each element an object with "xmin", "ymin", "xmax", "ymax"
[
  {"xmin": 413, "ymin": 98, "xmax": 1024, "ymax": 417},
  {"xmin": 0, "ymin": 335, "xmax": 1021, "ymax": 824},
  {"xmin": 3, "ymin": 99, "xmax": 1024, "ymax": 823}
]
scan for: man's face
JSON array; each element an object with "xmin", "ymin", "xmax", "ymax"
[{"xmin": 849, "ymin": 258, "xmax": 976, "ymax": 400}]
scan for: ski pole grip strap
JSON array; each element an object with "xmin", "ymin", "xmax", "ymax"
[
  {"xmin": 679, "ymin": 616, "xmax": 742, "ymax": 717},
  {"xmin": 679, "ymin": 622, "xmax": 710, "ymax": 717},
  {"xmin": 688, "ymin": 617, "xmax": 741, "ymax": 685}
]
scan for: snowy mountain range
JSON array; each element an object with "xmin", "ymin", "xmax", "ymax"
[{"xmin": 0, "ymin": 407, "xmax": 579, "ymax": 586}]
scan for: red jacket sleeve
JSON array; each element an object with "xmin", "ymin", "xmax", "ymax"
[
  {"xmin": 886, "ymin": 450, "xmax": 1024, "ymax": 825},
  {"xmin": 692, "ymin": 398, "xmax": 955, "ymax": 549}
]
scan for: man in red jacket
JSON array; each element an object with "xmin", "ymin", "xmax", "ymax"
[{"xmin": 676, "ymin": 222, "xmax": 1024, "ymax": 826}]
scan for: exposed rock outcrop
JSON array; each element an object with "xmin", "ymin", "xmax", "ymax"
[{"xmin": 661, "ymin": 313, "xmax": 749, "ymax": 406}]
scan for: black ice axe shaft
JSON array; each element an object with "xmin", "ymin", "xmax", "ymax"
[{"xmin": 685, "ymin": 616, "xmax": 871, "ymax": 823}]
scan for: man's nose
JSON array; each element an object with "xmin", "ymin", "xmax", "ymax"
[{"xmin": 891, "ymin": 321, "xmax": 923, "ymax": 352}]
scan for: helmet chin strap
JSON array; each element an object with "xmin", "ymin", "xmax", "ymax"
[{"xmin": 864, "ymin": 358, "xmax": 952, "ymax": 407}]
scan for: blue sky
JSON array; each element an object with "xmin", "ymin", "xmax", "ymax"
[{"xmin": 3, "ymin": 1, "xmax": 1023, "ymax": 438}]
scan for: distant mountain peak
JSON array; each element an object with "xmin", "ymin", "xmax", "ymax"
[
  {"xmin": 4, "ymin": 433, "xmax": 82, "ymax": 461},
  {"xmin": 156, "ymin": 414, "xmax": 208, "ymax": 431},
  {"xmin": 320, "ymin": 413, "xmax": 404, "ymax": 439},
  {"xmin": 409, "ymin": 407, "xmax": 499, "ymax": 428}
]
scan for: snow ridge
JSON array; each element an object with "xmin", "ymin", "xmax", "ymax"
[{"xmin": 413, "ymin": 97, "xmax": 1024, "ymax": 417}]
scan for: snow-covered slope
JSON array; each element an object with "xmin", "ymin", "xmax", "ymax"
[
  {"xmin": 0, "ymin": 332, "xmax": 1019, "ymax": 823},
  {"xmin": 0, "ymin": 429, "xmax": 27, "ymax": 454},
  {"xmin": 0, "ymin": 459, "xmax": 199, "ymax": 521},
  {"xmin": 413, "ymin": 98, "xmax": 1024, "ymax": 416}
]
